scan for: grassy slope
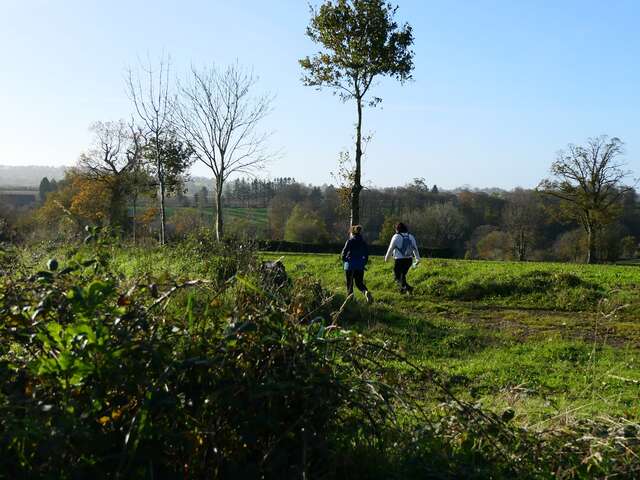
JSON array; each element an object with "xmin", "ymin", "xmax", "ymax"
[
  {"xmin": 265, "ymin": 253, "xmax": 640, "ymax": 425},
  {"xmin": 162, "ymin": 206, "xmax": 268, "ymax": 225}
]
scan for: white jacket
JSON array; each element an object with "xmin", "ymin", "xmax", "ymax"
[{"xmin": 384, "ymin": 233, "xmax": 421, "ymax": 261}]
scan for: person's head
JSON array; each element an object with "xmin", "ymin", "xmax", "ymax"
[
  {"xmin": 350, "ymin": 225, "xmax": 362, "ymax": 236},
  {"xmin": 395, "ymin": 222, "xmax": 408, "ymax": 234}
]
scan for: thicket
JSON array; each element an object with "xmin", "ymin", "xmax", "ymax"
[{"xmin": 1, "ymin": 236, "xmax": 639, "ymax": 478}]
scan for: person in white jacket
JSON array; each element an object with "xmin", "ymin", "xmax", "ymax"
[{"xmin": 384, "ymin": 222, "xmax": 420, "ymax": 293}]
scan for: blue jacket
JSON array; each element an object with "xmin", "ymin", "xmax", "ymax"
[{"xmin": 341, "ymin": 234, "xmax": 369, "ymax": 271}]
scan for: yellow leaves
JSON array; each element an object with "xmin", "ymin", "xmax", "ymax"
[
  {"xmin": 111, "ymin": 408, "xmax": 123, "ymax": 421},
  {"xmin": 97, "ymin": 407, "xmax": 124, "ymax": 426}
]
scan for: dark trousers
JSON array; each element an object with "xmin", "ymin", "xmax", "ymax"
[
  {"xmin": 346, "ymin": 269, "xmax": 367, "ymax": 295},
  {"xmin": 393, "ymin": 258, "xmax": 413, "ymax": 291}
]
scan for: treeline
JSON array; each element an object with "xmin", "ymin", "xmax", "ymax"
[
  {"xmin": 265, "ymin": 179, "xmax": 640, "ymax": 262},
  {"xmin": 4, "ymin": 171, "xmax": 638, "ymax": 263}
]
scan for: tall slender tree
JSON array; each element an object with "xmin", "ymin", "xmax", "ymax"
[
  {"xmin": 300, "ymin": 0, "xmax": 414, "ymax": 225},
  {"xmin": 126, "ymin": 56, "xmax": 176, "ymax": 245},
  {"xmin": 174, "ymin": 63, "xmax": 272, "ymax": 241}
]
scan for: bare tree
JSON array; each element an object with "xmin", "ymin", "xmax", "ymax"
[
  {"xmin": 79, "ymin": 120, "xmax": 139, "ymax": 230},
  {"xmin": 174, "ymin": 63, "xmax": 272, "ymax": 240},
  {"xmin": 502, "ymin": 189, "xmax": 541, "ymax": 261},
  {"xmin": 126, "ymin": 56, "xmax": 175, "ymax": 245},
  {"xmin": 538, "ymin": 136, "xmax": 634, "ymax": 263}
]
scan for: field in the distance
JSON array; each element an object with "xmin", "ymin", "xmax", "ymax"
[{"xmin": 263, "ymin": 253, "xmax": 640, "ymax": 425}]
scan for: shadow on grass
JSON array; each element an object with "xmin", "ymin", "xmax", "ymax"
[{"xmin": 332, "ymin": 292, "xmax": 501, "ymax": 361}]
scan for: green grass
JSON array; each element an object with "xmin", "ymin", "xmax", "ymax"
[
  {"xmin": 263, "ymin": 253, "xmax": 640, "ymax": 425},
  {"xmin": 34, "ymin": 243, "xmax": 640, "ymax": 428},
  {"xmin": 162, "ymin": 206, "xmax": 268, "ymax": 226}
]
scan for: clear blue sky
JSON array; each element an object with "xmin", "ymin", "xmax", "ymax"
[{"xmin": 1, "ymin": 0, "xmax": 639, "ymax": 189}]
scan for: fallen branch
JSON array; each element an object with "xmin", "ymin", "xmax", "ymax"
[{"xmin": 147, "ymin": 279, "xmax": 213, "ymax": 311}]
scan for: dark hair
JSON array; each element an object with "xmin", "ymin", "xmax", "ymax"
[
  {"xmin": 350, "ymin": 225, "xmax": 362, "ymax": 236},
  {"xmin": 395, "ymin": 222, "xmax": 408, "ymax": 233}
]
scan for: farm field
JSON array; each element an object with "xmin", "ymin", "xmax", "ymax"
[
  {"xmin": 265, "ymin": 253, "xmax": 640, "ymax": 424},
  {"xmin": 162, "ymin": 205, "xmax": 268, "ymax": 225}
]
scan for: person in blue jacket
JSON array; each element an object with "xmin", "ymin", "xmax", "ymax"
[{"xmin": 341, "ymin": 225, "xmax": 373, "ymax": 303}]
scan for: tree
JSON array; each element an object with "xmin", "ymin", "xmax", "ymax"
[
  {"xmin": 284, "ymin": 205, "xmax": 329, "ymax": 243},
  {"xmin": 376, "ymin": 215, "xmax": 397, "ymax": 244},
  {"xmin": 476, "ymin": 230, "xmax": 512, "ymax": 260},
  {"xmin": 268, "ymin": 193, "xmax": 295, "ymax": 240},
  {"xmin": 126, "ymin": 56, "xmax": 176, "ymax": 245},
  {"xmin": 300, "ymin": 0, "xmax": 414, "ymax": 226},
  {"xmin": 502, "ymin": 189, "xmax": 541, "ymax": 261},
  {"xmin": 36, "ymin": 170, "xmax": 112, "ymax": 235},
  {"xmin": 78, "ymin": 120, "xmax": 143, "ymax": 230},
  {"xmin": 408, "ymin": 202, "xmax": 465, "ymax": 249},
  {"xmin": 38, "ymin": 177, "xmax": 52, "ymax": 202},
  {"xmin": 620, "ymin": 235, "xmax": 637, "ymax": 259},
  {"xmin": 553, "ymin": 229, "xmax": 587, "ymax": 263},
  {"xmin": 142, "ymin": 135, "xmax": 193, "ymax": 241},
  {"xmin": 538, "ymin": 136, "xmax": 634, "ymax": 263},
  {"xmin": 174, "ymin": 63, "xmax": 272, "ymax": 241},
  {"xmin": 126, "ymin": 153, "xmax": 154, "ymax": 245}
]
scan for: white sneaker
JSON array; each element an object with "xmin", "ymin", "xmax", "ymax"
[{"xmin": 364, "ymin": 291, "xmax": 373, "ymax": 304}]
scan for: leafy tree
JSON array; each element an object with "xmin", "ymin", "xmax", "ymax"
[
  {"xmin": 376, "ymin": 216, "xmax": 397, "ymax": 244},
  {"xmin": 553, "ymin": 229, "xmax": 587, "ymax": 263},
  {"xmin": 476, "ymin": 230, "xmax": 512, "ymax": 260},
  {"xmin": 78, "ymin": 120, "xmax": 144, "ymax": 231},
  {"xmin": 538, "ymin": 136, "xmax": 634, "ymax": 263},
  {"xmin": 142, "ymin": 136, "xmax": 193, "ymax": 243},
  {"xmin": 300, "ymin": 0, "xmax": 414, "ymax": 225},
  {"xmin": 36, "ymin": 171, "xmax": 111, "ymax": 235},
  {"xmin": 408, "ymin": 202, "xmax": 465, "ymax": 249},
  {"xmin": 284, "ymin": 205, "xmax": 329, "ymax": 243},
  {"xmin": 38, "ymin": 177, "xmax": 52, "ymax": 202},
  {"xmin": 268, "ymin": 193, "xmax": 295, "ymax": 240},
  {"xmin": 620, "ymin": 235, "xmax": 637, "ymax": 259}
]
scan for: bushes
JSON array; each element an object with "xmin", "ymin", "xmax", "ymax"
[
  {"xmin": 2, "ymin": 242, "xmax": 640, "ymax": 478},
  {"xmin": 0, "ymin": 243, "xmax": 425, "ymax": 478}
]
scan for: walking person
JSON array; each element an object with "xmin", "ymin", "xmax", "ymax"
[
  {"xmin": 341, "ymin": 225, "xmax": 373, "ymax": 303},
  {"xmin": 384, "ymin": 222, "xmax": 421, "ymax": 294}
]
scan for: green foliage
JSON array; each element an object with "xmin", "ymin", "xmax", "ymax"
[
  {"xmin": 0, "ymin": 242, "xmax": 431, "ymax": 478},
  {"xmin": 284, "ymin": 204, "xmax": 330, "ymax": 243},
  {"xmin": 300, "ymin": 0, "xmax": 414, "ymax": 104},
  {"xmin": 4, "ymin": 242, "xmax": 640, "ymax": 478}
]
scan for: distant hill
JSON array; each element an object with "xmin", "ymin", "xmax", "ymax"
[{"xmin": 0, "ymin": 165, "xmax": 68, "ymax": 188}]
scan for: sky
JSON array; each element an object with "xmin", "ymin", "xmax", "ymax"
[{"xmin": 1, "ymin": 0, "xmax": 640, "ymax": 189}]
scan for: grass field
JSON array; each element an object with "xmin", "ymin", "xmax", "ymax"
[
  {"xmin": 162, "ymin": 206, "xmax": 268, "ymax": 226},
  {"xmin": 263, "ymin": 253, "xmax": 640, "ymax": 425},
  {"xmin": 8, "ymin": 242, "xmax": 640, "ymax": 476}
]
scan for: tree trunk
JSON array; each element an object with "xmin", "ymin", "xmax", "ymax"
[
  {"xmin": 132, "ymin": 194, "xmax": 138, "ymax": 245},
  {"xmin": 586, "ymin": 224, "xmax": 596, "ymax": 264},
  {"xmin": 159, "ymin": 176, "xmax": 167, "ymax": 246},
  {"xmin": 215, "ymin": 177, "xmax": 224, "ymax": 242},
  {"xmin": 109, "ymin": 181, "xmax": 126, "ymax": 235},
  {"xmin": 350, "ymin": 96, "xmax": 363, "ymax": 226}
]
